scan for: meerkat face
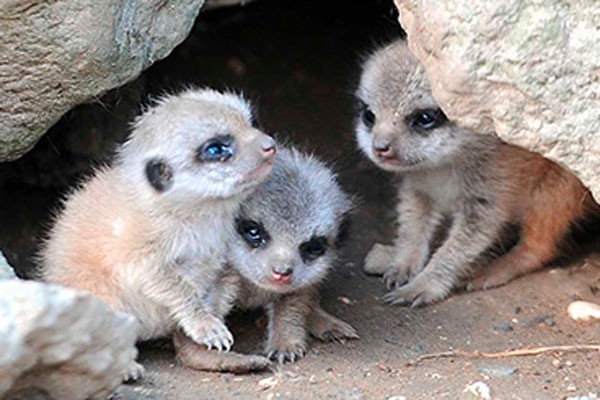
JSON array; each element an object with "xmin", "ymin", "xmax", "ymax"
[
  {"xmin": 118, "ymin": 89, "xmax": 276, "ymax": 205},
  {"xmin": 355, "ymin": 39, "xmax": 466, "ymax": 172},
  {"xmin": 229, "ymin": 149, "xmax": 352, "ymax": 294}
]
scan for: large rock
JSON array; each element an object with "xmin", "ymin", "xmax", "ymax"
[
  {"xmin": 395, "ymin": 0, "xmax": 600, "ymax": 200},
  {"xmin": 0, "ymin": 251, "xmax": 17, "ymax": 280},
  {"xmin": 0, "ymin": 0, "xmax": 205, "ymax": 162},
  {"xmin": 0, "ymin": 280, "xmax": 138, "ymax": 400}
]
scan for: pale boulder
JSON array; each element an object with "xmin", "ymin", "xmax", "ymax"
[
  {"xmin": 395, "ymin": 0, "xmax": 599, "ymax": 200},
  {"xmin": 0, "ymin": 280, "xmax": 138, "ymax": 400}
]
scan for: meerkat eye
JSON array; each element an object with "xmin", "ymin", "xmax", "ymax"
[
  {"xmin": 236, "ymin": 219, "xmax": 270, "ymax": 249},
  {"xmin": 408, "ymin": 108, "xmax": 448, "ymax": 132},
  {"xmin": 198, "ymin": 135, "xmax": 235, "ymax": 162},
  {"xmin": 299, "ymin": 236, "xmax": 328, "ymax": 263},
  {"xmin": 358, "ymin": 100, "xmax": 376, "ymax": 129}
]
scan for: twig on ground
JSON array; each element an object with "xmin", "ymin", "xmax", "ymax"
[{"xmin": 411, "ymin": 344, "xmax": 600, "ymax": 365}]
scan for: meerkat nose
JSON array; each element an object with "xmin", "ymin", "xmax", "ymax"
[
  {"xmin": 373, "ymin": 138, "xmax": 393, "ymax": 157},
  {"xmin": 261, "ymin": 136, "xmax": 277, "ymax": 157},
  {"xmin": 272, "ymin": 265, "xmax": 293, "ymax": 282}
]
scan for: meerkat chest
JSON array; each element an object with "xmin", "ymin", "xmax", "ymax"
[
  {"xmin": 406, "ymin": 168, "xmax": 462, "ymax": 212},
  {"xmin": 169, "ymin": 217, "xmax": 234, "ymax": 280}
]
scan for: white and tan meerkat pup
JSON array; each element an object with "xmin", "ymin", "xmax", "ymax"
[
  {"xmin": 40, "ymin": 89, "xmax": 277, "ymax": 375},
  {"xmin": 204, "ymin": 147, "xmax": 358, "ymax": 364},
  {"xmin": 355, "ymin": 39, "xmax": 600, "ymax": 307}
]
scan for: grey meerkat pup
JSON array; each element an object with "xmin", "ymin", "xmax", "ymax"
[
  {"xmin": 355, "ymin": 39, "xmax": 600, "ymax": 307},
  {"xmin": 40, "ymin": 88, "xmax": 276, "ymax": 375},
  {"xmin": 201, "ymin": 147, "xmax": 359, "ymax": 365}
]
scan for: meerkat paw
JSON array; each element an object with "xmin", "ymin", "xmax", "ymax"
[
  {"xmin": 181, "ymin": 314, "xmax": 234, "ymax": 352},
  {"xmin": 308, "ymin": 310, "xmax": 359, "ymax": 342},
  {"xmin": 381, "ymin": 276, "xmax": 450, "ymax": 308},
  {"xmin": 467, "ymin": 270, "xmax": 515, "ymax": 292},
  {"xmin": 123, "ymin": 361, "xmax": 146, "ymax": 383},
  {"xmin": 266, "ymin": 339, "xmax": 307, "ymax": 364},
  {"xmin": 382, "ymin": 263, "xmax": 414, "ymax": 290},
  {"xmin": 364, "ymin": 243, "xmax": 397, "ymax": 275}
]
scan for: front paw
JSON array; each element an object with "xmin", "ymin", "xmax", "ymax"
[
  {"xmin": 364, "ymin": 243, "xmax": 396, "ymax": 275},
  {"xmin": 266, "ymin": 339, "xmax": 307, "ymax": 364},
  {"xmin": 382, "ymin": 263, "xmax": 413, "ymax": 289},
  {"xmin": 123, "ymin": 361, "xmax": 146, "ymax": 383},
  {"xmin": 181, "ymin": 314, "xmax": 233, "ymax": 352},
  {"xmin": 309, "ymin": 313, "xmax": 359, "ymax": 342},
  {"xmin": 381, "ymin": 276, "xmax": 450, "ymax": 308}
]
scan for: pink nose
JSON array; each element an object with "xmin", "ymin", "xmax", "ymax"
[
  {"xmin": 261, "ymin": 136, "xmax": 277, "ymax": 157},
  {"xmin": 373, "ymin": 140, "xmax": 393, "ymax": 158},
  {"xmin": 272, "ymin": 266, "xmax": 292, "ymax": 283}
]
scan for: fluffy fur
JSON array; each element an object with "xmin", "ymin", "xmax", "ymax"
[
  {"xmin": 210, "ymin": 148, "xmax": 358, "ymax": 364},
  {"xmin": 40, "ymin": 88, "xmax": 277, "ymax": 375},
  {"xmin": 356, "ymin": 39, "xmax": 600, "ymax": 307}
]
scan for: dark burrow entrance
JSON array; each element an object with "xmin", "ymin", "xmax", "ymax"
[{"xmin": 1, "ymin": 1, "xmax": 598, "ymax": 399}]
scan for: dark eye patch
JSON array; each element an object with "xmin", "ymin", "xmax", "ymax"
[
  {"xmin": 197, "ymin": 135, "xmax": 235, "ymax": 162},
  {"xmin": 299, "ymin": 236, "xmax": 328, "ymax": 263},
  {"xmin": 236, "ymin": 219, "xmax": 270, "ymax": 249},
  {"xmin": 357, "ymin": 99, "xmax": 376, "ymax": 129},
  {"xmin": 406, "ymin": 108, "xmax": 447, "ymax": 133},
  {"xmin": 145, "ymin": 158, "xmax": 173, "ymax": 192}
]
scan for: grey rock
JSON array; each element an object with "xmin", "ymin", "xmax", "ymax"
[
  {"xmin": 395, "ymin": 0, "xmax": 600, "ymax": 200},
  {"xmin": 0, "ymin": 252, "xmax": 16, "ymax": 280},
  {"xmin": 0, "ymin": 280, "xmax": 138, "ymax": 399},
  {"xmin": 478, "ymin": 365, "xmax": 519, "ymax": 377},
  {"xmin": 492, "ymin": 322, "xmax": 513, "ymax": 332},
  {"xmin": 0, "ymin": 0, "xmax": 205, "ymax": 162}
]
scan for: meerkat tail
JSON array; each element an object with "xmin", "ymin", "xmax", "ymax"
[{"xmin": 173, "ymin": 331, "xmax": 271, "ymax": 374}]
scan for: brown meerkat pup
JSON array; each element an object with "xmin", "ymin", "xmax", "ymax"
[
  {"xmin": 203, "ymin": 147, "xmax": 358, "ymax": 364},
  {"xmin": 40, "ymin": 89, "xmax": 277, "ymax": 375},
  {"xmin": 355, "ymin": 39, "xmax": 600, "ymax": 307}
]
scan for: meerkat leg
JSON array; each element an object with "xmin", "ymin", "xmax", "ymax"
[
  {"xmin": 468, "ymin": 206, "xmax": 569, "ymax": 290},
  {"xmin": 139, "ymin": 263, "xmax": 233, "ymax": 351},
  {"xmin": 307, "ymin": 303, "xmax": 359, "ymax": 342},
  {"xmin": 383, "ymin": 204, "xmax": 503, "ymax": 307},
  {"xmin": 173, "ymin": 330, "xmax": 271, "ymax": 373},
  {"xmin": 265, "ymin": 291, "xmax": 312, "ymax": 363},
  {"xmin": 365, "ymin": 189, "xmax": 441, "ymax": 289}
]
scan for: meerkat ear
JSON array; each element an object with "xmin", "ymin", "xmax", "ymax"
[{"xmin": 145, "ymin": 158, "xmax": 174, "ymax": 192}]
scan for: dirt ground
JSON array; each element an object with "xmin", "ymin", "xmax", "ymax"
[{"xmin": 1, "ymin": 1, "xmax": 598, "ymax": 399}]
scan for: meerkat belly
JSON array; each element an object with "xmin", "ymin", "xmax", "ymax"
[
  {"xmin": 236, "ymin": 279, "xmax": 281, "ymax": 310},
  {"xmin": 407, "ymin": 168, "xmax": 462, "ymax": 214}
]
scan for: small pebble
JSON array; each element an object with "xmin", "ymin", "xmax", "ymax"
[
  {"xmin": 566, "ymin": 393, "xmax": 598, "ymax": 400},
  {"xmin": 464, "ymin": 381, "xmax": 491, "ymax": 400},
  {"xmin": 568, "ymin": 301, "xmax": 600, "ymax": 321},
  {"xmin": 492, "ymin": 322, "xmax": 513, "ymax": 332},
  {"xmin": 413, "ymin": 344, "xmax": 424, "ymax": 354},
  {"xmin": 478, "ymin": 365, "xmax": 518, "ymax": 377},
  {"xmin": 387, "ymin": 397, "xmax": 407, "ymax": 400}
]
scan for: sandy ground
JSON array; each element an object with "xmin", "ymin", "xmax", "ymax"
[{"xmin": 1, "ymin": 1, "xmax": 598, "ymax": 399}]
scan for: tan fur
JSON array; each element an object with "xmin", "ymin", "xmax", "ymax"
[
  {"xmin": 40, "ymin": 89, "xmax": 277, "ymax": 376},
  {"xmin": 356, "ymin": 39, "xmax": 599, "ymax": 306}
]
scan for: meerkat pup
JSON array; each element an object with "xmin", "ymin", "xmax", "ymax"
[
  {"xmin": 355, "ymin": 39, "xmax": 600, "ymax": 307},
  {"xmin": 40, "ymin": 88, "xmax": 277, "ymax": 375},
  {"xmin": 205, "ymin": 147, "xmax": 358, "ymax": 364}
]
